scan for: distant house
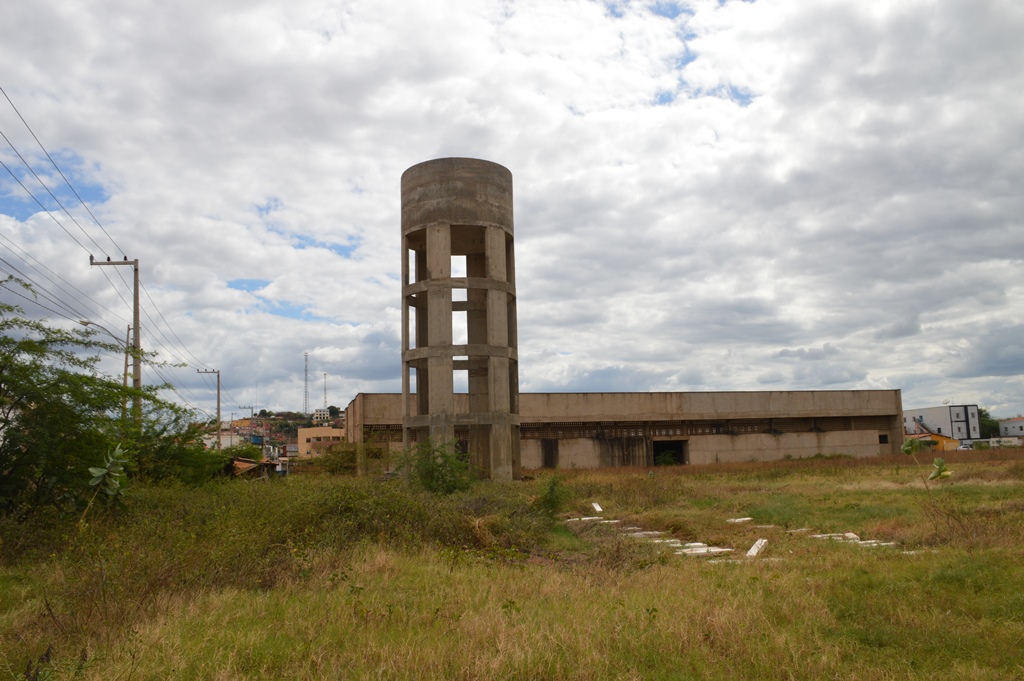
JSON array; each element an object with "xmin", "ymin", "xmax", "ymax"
[
  {"xmin": 903, "ymin": 405, "xmax": 980, "ymax": 443},
  {"xmin": 904, "ymin": 432, "xmax": 960, "ymax": 452},
  {"xmin": 297, "ymin": 426, "xmax": 345, "ymax": 458},
  {"xmin": 202, "ymin": 432, "xmax": 246, "ymax": 449},
  {"xmin": 998, "ymin": 417, "xmax": 1024, "ymax": 437}
]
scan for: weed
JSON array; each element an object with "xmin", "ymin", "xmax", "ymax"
[
  {"xmin": 401, "ymin": 439, "xmax": 474, "ymax": 495},
  {"xmin": 79, "ymin": 444, "xmax": 128, "ymax": 527},
  {"xmin": 3, "ymin": 451, "xmax": 1024, "ymax": 678},
  {"xmin": 532, "ymin": 474, "xmax": 569, "ymax": 518}
]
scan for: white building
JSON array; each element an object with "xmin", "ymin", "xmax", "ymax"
[
  {"xmin": 903, "ymin": 404, "xmax": 980, "ymax": 443},
  {"xmin": 312, "ymin": 408, "xmax": 331, "ymax": 425},
  {"xmin": 998, "ymin": 417, "xmax": 1024, "ymax": 437}
]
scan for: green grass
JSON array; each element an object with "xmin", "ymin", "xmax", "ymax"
[{"xmin": 2, "ymin": 451, "xmax": 1024, "ymax": 679}]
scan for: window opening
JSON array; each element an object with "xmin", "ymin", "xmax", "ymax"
[
  {"xmin": 453, "ymin": 369, "xmax": 468, "ymax": 394},
  {"xmin": 451, "ymin": 254, "xmax": 467, "ymax": 278},
  {"xmin": 453, "ymin": 308, "xmax": 468, "ymax": 345}
]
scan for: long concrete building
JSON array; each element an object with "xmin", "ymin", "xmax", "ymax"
[
  {"xmin": 344, "ymin": 389, "xmax": 903, "ymax": 469},
  {"xmin": 344, "ymin": 157, "xmax": 905, "ymax": 475}
]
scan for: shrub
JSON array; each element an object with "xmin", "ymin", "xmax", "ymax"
[
  {"xmin": 405, "ymin": 439, "xmax": 474, "ymax": 495},
  {"xmin": 318, "ymin": 443, "xmax": 359, "ymax": 474},
  {"xmin": 533, "ymin": 474, "xmax": 570, "ymax": 518}
]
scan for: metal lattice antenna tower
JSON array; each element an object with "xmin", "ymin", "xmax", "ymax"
[
  {"xmin": 323, "ymin": 373, "xmax": 327, "ymax": 409},
  {"xmin": 303, "ymin": 352, "xmax": 309, "ymax": 415}
]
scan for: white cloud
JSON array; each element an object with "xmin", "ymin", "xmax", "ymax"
[{"xmin": 1, "ymin": 0, "xmax": 1022, "ymax": 419}]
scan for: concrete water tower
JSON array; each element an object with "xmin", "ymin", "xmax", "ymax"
[{"xmin": 400, "ymin": 158, "xmax": 521, "ymax": 480}]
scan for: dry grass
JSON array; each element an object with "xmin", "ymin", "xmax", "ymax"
[{"xmin": 3, "ymin": 449, "xmax": 1024, "ymax": 679}]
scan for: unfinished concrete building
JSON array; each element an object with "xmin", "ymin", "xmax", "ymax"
[
  {"xmin": 342, "ymin": 158, "xmax": 906, "ymax": 473},
  {"xmin": 346, "ymin": 390, "xmax": 904, "ymax": 469},
  {"xmin": 401, "ymin": 158, "xmax": 521, "ymax": 480}
]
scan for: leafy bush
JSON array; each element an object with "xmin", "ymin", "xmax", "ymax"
[
  {"xmin": 532, "ymin": 474, "xmax": 570, "ymax": 518},
  {"xmin": 0, "ymin": 283, "xmax": 227, "ymax": 515},
  {"xmin": 405, "ymin": 439, "xmax": 474, "ymax": 495},
  {"xmin": 318, "ymin": 443, "xmax": 359, "ymax": 474}
]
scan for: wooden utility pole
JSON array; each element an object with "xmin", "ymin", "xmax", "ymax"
[
  {"xmin": 90, "ymin": 256, "xmax": 141, "ymax": 426},
  {"xmin": 198, "ymin": 369, "xmax": 221, "ymax": 448}
]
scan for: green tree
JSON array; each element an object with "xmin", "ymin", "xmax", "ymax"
[
  {"xmin": 0, "ymin": 283, "xmax": 225, "ymax": 514},
  {"xmin": 222, "ymin": 442, "xmax": 263, "ymax": 460},
  {"xmin": 0, "ymin": 303, "xmax": 131, "ymax": 513},
  {"xmin": 978, "ymin": 407, "xmax": 1000, "ymax": 439},
  {"xmin": 134, "ymin": 407, "xmax": 228, "ymax": 483}
]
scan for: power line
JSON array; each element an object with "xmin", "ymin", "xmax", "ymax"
[
  {"xmin": 0, "ymin": 157, "xmax": 91, "ymax": 253},
  {"xmin": 0, "ymin": 259, "xmax": 88, "ymax": 322},
  {"xmin": 0, "ymin": 277, "xmax": 85, "ymax": 325},
  {"xmin": 0, "ymin": 128, "xmax": 109, "ymax": 257},
  {"xmin": 0, "ymin": 233, "xmax": 130, "ymax": 324},
  {"xmin": 0, "ymin": 85, "xmax": 122, "ymax": 257},
  {"xmin": 138, "ymin": 279, "xmax": 212, "ymax": 370},
  {"xmin": 1, "ymin": 90, "xmax": 199, "ymax": 374},
  {"xmin": 0, "ymin": 153, "xmax": 135, "ymax": 323},
  {"xmin": 1, "ymin": 91, "xmax": 236, "ymax": 415}
]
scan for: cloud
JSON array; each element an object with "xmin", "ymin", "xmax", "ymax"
[
  {"xmin": 947, "ymin": 325, "xmax": 1024, "ymax": 379},
  {"xmin": 1, "ymin": 0, "xmax": 1022, "ymax": 419},
  {"xmin": 774, "ymin": 343, "xmax": 841, "ymax": 361}
]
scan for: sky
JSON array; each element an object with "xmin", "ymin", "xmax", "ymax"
[{"xmin": 1, "ymin": 0, "xmax": 1022, "ymax": 421}]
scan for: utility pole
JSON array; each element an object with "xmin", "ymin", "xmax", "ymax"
[
  {"xmin": 198, "ymin": 369, "xmax": 221, "ymax": 448},
  {"xmin": 238, "ymin": 405, "xmax": 253, "ymax": 419},
  {"xmin": 79, "ymin": 319, "xmax": 131, "ymax": 424},
  {"xmin": 90, "ymin": 255, "xmax": 141, "ymax": 426},
  {"xmin": 303, "ymin": 352, "xmax": 309, "ymax": 416}
]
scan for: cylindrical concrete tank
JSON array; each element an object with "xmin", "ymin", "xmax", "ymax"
[{"xmin": 400, "ymin": 158, "xmax": 520, "ymax": 481}]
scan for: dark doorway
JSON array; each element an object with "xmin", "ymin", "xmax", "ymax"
[
  {"xmin": 653, "ymin": 440, "xmax": 688, "ymax": 465},
  {"xmin": 541, "ymin": 439, "xmax": 559, "ymax": 468}
]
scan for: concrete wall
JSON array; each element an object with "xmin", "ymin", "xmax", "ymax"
[
  {"xmin": 519, "ymin": 390, "xmax": 902, "ymax": 422},
  {"xmin": 345, "ymin": 393, "xmax": 403, "ymax": 440},
  {"xmin": 522, "ymin": 431, "xmax": 885, "ymax": 469},
  {"xmin": 350, "ymin": 390, "xmax": 901, "ymax": 424},
  {"xmin": 346, "ymin": 389, "xmax": 904, "ymax": 469},
  {"xmin": 686, "ymin": 431, "xmax": 882, "ymax": 465}
]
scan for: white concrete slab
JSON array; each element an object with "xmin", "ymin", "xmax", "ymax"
[
  {"xmin": 727, "ymin": 517, "xmax": 753, "ymax": 523},
  {"xmin": 746, "ymin": 538, "xmax": 768, "ymax": 557},
  {"xmin": 592, "ymin": 502, "xmax": 603, "ymax": 513},
  {"xmin": 678, "ymin": 546, "xmax": 733, "ymax": 556}
]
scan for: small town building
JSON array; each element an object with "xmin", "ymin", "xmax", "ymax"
[
  {"xmin": 903, "ymin": 404, "xmax": 980, "ymax": 443},
  {"xmin": 297, "ymin": 426, "xmax": 345, "ymax": 459},
  {"xmin": 998, "ymin": 416, "xmax": 1024, "ymax": 437}
]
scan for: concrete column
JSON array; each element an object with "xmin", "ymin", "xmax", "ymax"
[{"xmin": 400, "ymin": 158, "xmax": 521, "ymax": 480}]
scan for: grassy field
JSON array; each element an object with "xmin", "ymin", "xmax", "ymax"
[{"xmin": 2, "ymin": 450, "xmax": 1024, "ymax": 679}]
